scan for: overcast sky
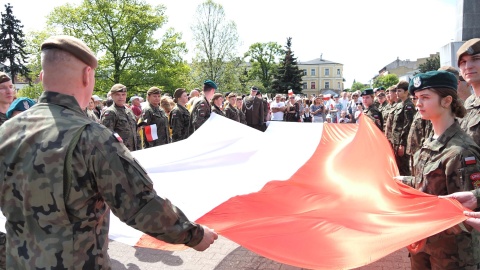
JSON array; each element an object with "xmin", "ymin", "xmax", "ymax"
[{"xmin": 7, "ymin": 0, "xmax": 457, "ymax": 88}]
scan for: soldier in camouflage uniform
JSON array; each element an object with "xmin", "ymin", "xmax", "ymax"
[
  {"xmin": 458, "ymin": 39, "xmax": 480, "ymax": 146},
  {"xmin": 398, "ymin": 71, "xmax": 480, "ymax": 270},
  {"xmin": 0, "ymin": 72, "xmax": 14, "ymax": 126},
  {"xmin": 170, "ymin": 88, "xmax": 191, "ymax": 142},
  {"xmin": 0, "ymin": 35, "xmax": 217, "ymax": 270},
  {"xmin": 406, "ymin": 109, "xmax": 433, "ymax": 173},
  {"xmin": 211, "ymin": 93, "xmax": 225, "ymax": 116},
  {"xmin": 0, "ymin": 72, "xmax": 14, "ymax": 270},
  {"xmin": 384, "ymin": 86, "xmax": 399, "ymax": 145},
  {"xmin": 391, "ymin": 81, "xmax": 415, "ymax": 176},
  {"xmin": 236, "ymin": 96, "xmax": 247, "ymax": 125},
  {"xmin": 224, "ymin": 93, "xmax": 240, "ymax": 122},
  {"xmin": 360, "ymin": 88, "xmax": 383, "ymax": 131},
  {"xmin": 140, "ymin": 87, "xmax": 170, "ymax": 147},
  {"xmin": 101, "ymin": 84, "xmax": 140, "ymax": 151},
  {"xmin": 191, "ymin": 80, "xmax": 216, "ymax": 131}
]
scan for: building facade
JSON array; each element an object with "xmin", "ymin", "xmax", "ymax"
[{"xmin": 297, "ymin": 57, "xmax": 344, "ymax": 96}]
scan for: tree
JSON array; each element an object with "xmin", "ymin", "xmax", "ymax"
[
  {"xmin": 271, "ymin": 37, "xmax": 303, "ymax": 95},
  {"xmin": 47, "ymin": 0, "xmax": 189, "ymax": 95},
  {"xmin": 191, "ymin": 0, "xmax": 240, "ymax": 89},
  {"xmin": 0, "ymin": 3, "xmax": 30, "ymax": 84},
  {"xmin": 418, "ymin": 54, "xmax": 440, "ymax": 73},
  {"xmin": 373, "ymin": 74, "xmax": 399, "ymax": 89},
  {"xmin": 244, "ymin": 42, "xmax": 282, "ymax": 92},
  {"xmin": 351, "ymin": 81, "xmax": 366, "ymax": 91}
]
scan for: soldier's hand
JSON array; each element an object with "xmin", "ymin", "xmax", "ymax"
[
  {"xmin": 397, "ymin": 145, "xmax": 405, "ymax": 157},
  {"xmin": 192, "ymin": 226, "xmax": 218, "ymax": 251},
  {"xmin": 464, "ymin": 211, "xmax": 480, "ymax": 232},
  {"xmin": 440, "ymin": 192, "xmax": 477, "ymax": 210}
]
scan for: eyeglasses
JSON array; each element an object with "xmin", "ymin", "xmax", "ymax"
[{"xmin": 289, "ymin": 97, "xmax": 295, "ymax": 99}]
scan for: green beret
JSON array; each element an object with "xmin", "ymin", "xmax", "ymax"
[
  {"xmin": 110, "ymin": 84, "xmax": 127, "ymax": 93},
  {"xmin": 0, "ymin": 72, "xmax": 11, "ymax": 84},
  {"xmin": 457, "ymin": 38, "xmax": 480, "ymax": 66},
  {"xmin": 361, "ymin": 88, "xmax": 374, "ymax": 96},
  {"xmin": 147, "ymin": 87, "xmax": 161, "ymax": 95},
  {"xmin": 6, "ymin": 97, "xmax": 36, "ymax": 119},
  {"xmin": 408, "ymin": 71, "xmax": 457, "ymax": 96},
  {"xmin": 377, "ymin": 86, "xmax": 385, "ymax": 91},
  {"xmin": 41, "ymin": 35, "xmax": 98, "ymax": 69},
  {"xmin": 204, "ymin": 80, "xmax": 217, "ymax": 90}
]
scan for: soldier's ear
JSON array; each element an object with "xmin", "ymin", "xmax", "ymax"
[{"xmin": 441, "ymin": 95, "xmax": 453, "ymax": 109}]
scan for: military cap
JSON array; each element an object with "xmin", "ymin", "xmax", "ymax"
[
  {"xmin": 377, "ymin": 86, "xmax": 385, "ymax": 91},
  {"xmin": 147, "ymin": 87, "xmax": 161, "ymax": 95},
  {"xmin": 408, "ymin": 70, "xmax": 457, "ymax": 95},
  {"xmin": 110, "ymin": 84, "xmax": 127, "ymax": 93},
  {"xmin": 41, "ymin": 35, "xmax": 98, "ymax": 68},
  {"xmin": 6, "ymin": 97, "xmax": 36, "ymax": 119},
  {"xmin": 0, "ymin": 72, "xmax": 11, "ymax": 84},
  {"xmin": 438, "ymin": 65, "xmax": 459, "ymax": 80},
  {"xmin": 227, "ymin": 92, "xmax": 237, "ymax": 98},
  {"xmin": 204, "ymin": 80, "xmax": 218, "ymax": 90},
  {"xmin": 361, "ymin": 88, "xmax": 374, "ymax": 96},
  {"xmin": 377, "ymin": 92, "xmax": 386, "ymax": 98},
  {"xmin": 457, "ymin": 38, "xmax": 480, "ymax": 66},
  {"xmin": 224, "ymin": 91, "xmax": 231, "ymax": 97},
  {"xmin": 251, "ymin": 86, "xmax": 258, "ymax": 91}
]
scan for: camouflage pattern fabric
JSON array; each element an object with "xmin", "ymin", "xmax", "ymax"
[
  {"xmin": 363, "ymin": 105, "xmax": 383, "ymax": 131},
  {"xmin": 392, "ymin": 98, "xmax": 415, "ymax": 176},
  {"xmin": 384, "ymin": 101, "xmax": 400, "ymax": 145},
  {"xmin": 404, "ymin": 122, "xmax": 480, "ymax": 269},
  {"xmin": 223, "ymin": 103, "xmax": 239, "ymax": 122},
  {"xmin": 190, "ymin": 96, "xmax": 211, "ymax": 132},
  {"xmin": 0, "ymin": 115, "xmax": 6, "ymax": 269},
  {"xmin": 211, "ymin": 105, "xmax": 225, "ymax": 117},
  {"xmin": 238, "ymin": 109, "xmax": 246, "ymax": 125},
  {"xmin": 0, "ymin": 91, "xmax": 204, "ymax": 269},
  {"xmin": 406, "ymin": 111, "xmax": 432, "ymax": 156},
  {"xmin": 460, "ymin": 95, "xmax": 480, "ymax": 146},
  {"xmin": 169, "ymin": 104, "xmax": 191, "ymax": 143},
  {"xmin": 0, "ymin": 112, "xmax": 6, "ymax": 126},
  {"xmin": 140, "ymin": 103, "xmax": 170, "ymax": 148},
  {"xmin": 101, "ymin": 104, "xmax": 139, "ymax": 151}
]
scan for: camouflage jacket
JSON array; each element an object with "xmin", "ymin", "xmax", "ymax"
[
  {"xmin": 460, "ymin": 94, "xmax": 480, "ymax": 146},
  {"xmin": 402, "ymin": 121, "xmax": 480, "ymax": 267},
  {"xmin": 211, "ymin": 105, "xmax": 225, "ymax": 117},
  {"xmin": 406, "ymin": 110, "xmax": 432, "ymax": 156},
  {"xmin": 384, "ymin": 101, "xmax": 400, "ymax": 143},
  {"xmin": 101, "ymin": 104, "xmax": 139, "ymax": 151},
  {"xmin": 0, "ymin": 92, "xmax": 204, "ymax": 269},
  {"xmin": 191, "ymin": 96, "xmax": 211, "ymax": 131},
  {"xmin": 224, "ymin": 103, "xmax": 239, "ymax": 122},
  {"xmin": 363, "ymin": 105, "xmax": 383, "ymax": 131},
  {"xmin": 169, "ymin": 103, "xmax": 191, "ymax": 143},
  {"xmin": 391, "ymin": 98, "xmax": 415, "ymax": 146},
  {"xmin": 141, "ymin": 103, "xmax": 170, "ymax": 148}
]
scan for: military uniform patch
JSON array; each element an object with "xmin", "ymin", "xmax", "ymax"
[
  {"xmin": 113, "ymin": 132, "xmax": 123, "ymax": 143},
  {"xmin": 413, "ymin": 76, "xmax": 421, "ymax": 88},
  {"xmin": 465, "ymin": 156, "xmax": 477, "ymax": 165},
  {"xmin": 23, "ymin": 100, "xmax": 30, "ymax": 110},
  {"xmin": 471, "ymin": 172, "xmax": 480, "ymax": 188}
]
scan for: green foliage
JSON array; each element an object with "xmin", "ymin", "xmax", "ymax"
[
  {"xmin": 47, "ymin": 0, "xmax": 189, "ymax": 96},
  {"xmin": 0, "ymin": 3, "xmax": 30, "ymax": 84},
  {"xmin": 373, "ymin": 74, "xmax": 399, "ymax": 89},
  {"xmin": 191, "ymin": 0, "xmax": 240, "ymax": 91},
  {"xmin": 418, "ymin": 54, "xmax": 440, "ymax": 73},
  {"xmin": 351, "ymin": 82, "xmax": 366, "ymax": 91},
  {"xmin": 244, "ymin": 42, "xmax": 282, "ymax": 92},
  {"xmin": 271, "ymin": 37, "xmax": 303, "ymax": 95},
  {"xmin": 16, "ymin": 84, "xmax": 43, "ymax": 100}
]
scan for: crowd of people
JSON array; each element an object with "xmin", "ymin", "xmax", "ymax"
[{"xmin": 2, "ymin": 34, "xmax": 480, "ymax": 269}]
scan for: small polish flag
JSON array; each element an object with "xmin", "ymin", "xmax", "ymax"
[
  {"xmin": 288, "ymin": 89, "xmax": 294, "ymax": 97},
  {"xmin": 144, "ymin": 124, "xmax": 158, "ymax": 142},
  {"xmin": 113, "ymin": 133, "xmax": 123, "ymax": 143},
  {"xmin": 465, "ymin": 156, "xmax": 476, "ymax": 165}
]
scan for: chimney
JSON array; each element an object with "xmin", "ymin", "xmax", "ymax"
[{"xmin": 320, "ymin": 53, "xmax": 323, "ymax": 61}]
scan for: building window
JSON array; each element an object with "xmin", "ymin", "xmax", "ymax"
[
  {"xmin": 337, "ymin": 69, "xmax": 341, "ymax": 76},
  {"xmin": 311, "ymin": 82, "xmax": 316, "ymax": 89},
  {"xmin": 311, "ymin": 68, "xmax": 316, "ymax": 76},
  {"xmin": 303, "ymin": 69, "xmax": 307, "ymax": 76},
  {"xmin": 338, "ymin": 82, "xmax": 341, "ymax": 89},
  {"xmin": 325, "ymin": 82, "xmax": 330, "ymax": 89},
  {"xmin": 302, "ymin": 83, "xmax": 307, "ymax": 89},
  {"xmin": 325, "ymin": 69, "xmax": 330, "ymax": 76}
]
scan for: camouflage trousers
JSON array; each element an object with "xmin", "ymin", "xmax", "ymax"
[
  {"xmin": 0, "ymin": 232, "xmax": 5, "ymax": 270},
  {"xmin": 394, "ymin": 145, "xmax": 410, "ymax": 176}
]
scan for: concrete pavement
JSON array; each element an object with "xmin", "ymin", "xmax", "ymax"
[{"xmin": 108, "ymin": 236, "xmax": 411, "ymax": 270}]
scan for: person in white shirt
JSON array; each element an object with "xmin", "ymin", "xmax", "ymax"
[{"xmin": 270, "ymin": 94, "xmax": 286, "ymax": 121}]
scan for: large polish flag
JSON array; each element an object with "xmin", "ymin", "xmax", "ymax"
[{"xmin": 0, "ymin": 113, "xmax": 469, "ymax": 269}]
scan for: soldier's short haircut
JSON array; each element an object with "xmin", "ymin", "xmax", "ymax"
[{"xmin": 396, "ymin": 80, "xmax": 409, "ymax": 91}]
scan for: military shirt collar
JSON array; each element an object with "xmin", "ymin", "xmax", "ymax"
[
  {"xmin": 424, "ymin": 121, "xmax": 461, "ymax": 151},
  {"xmin": 464, "ymin": 95, "xmax": 480, "ymax": 109},
  {"xmin": 39, "ymin": 91, "xmax": 85, "ymax": 116}
]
